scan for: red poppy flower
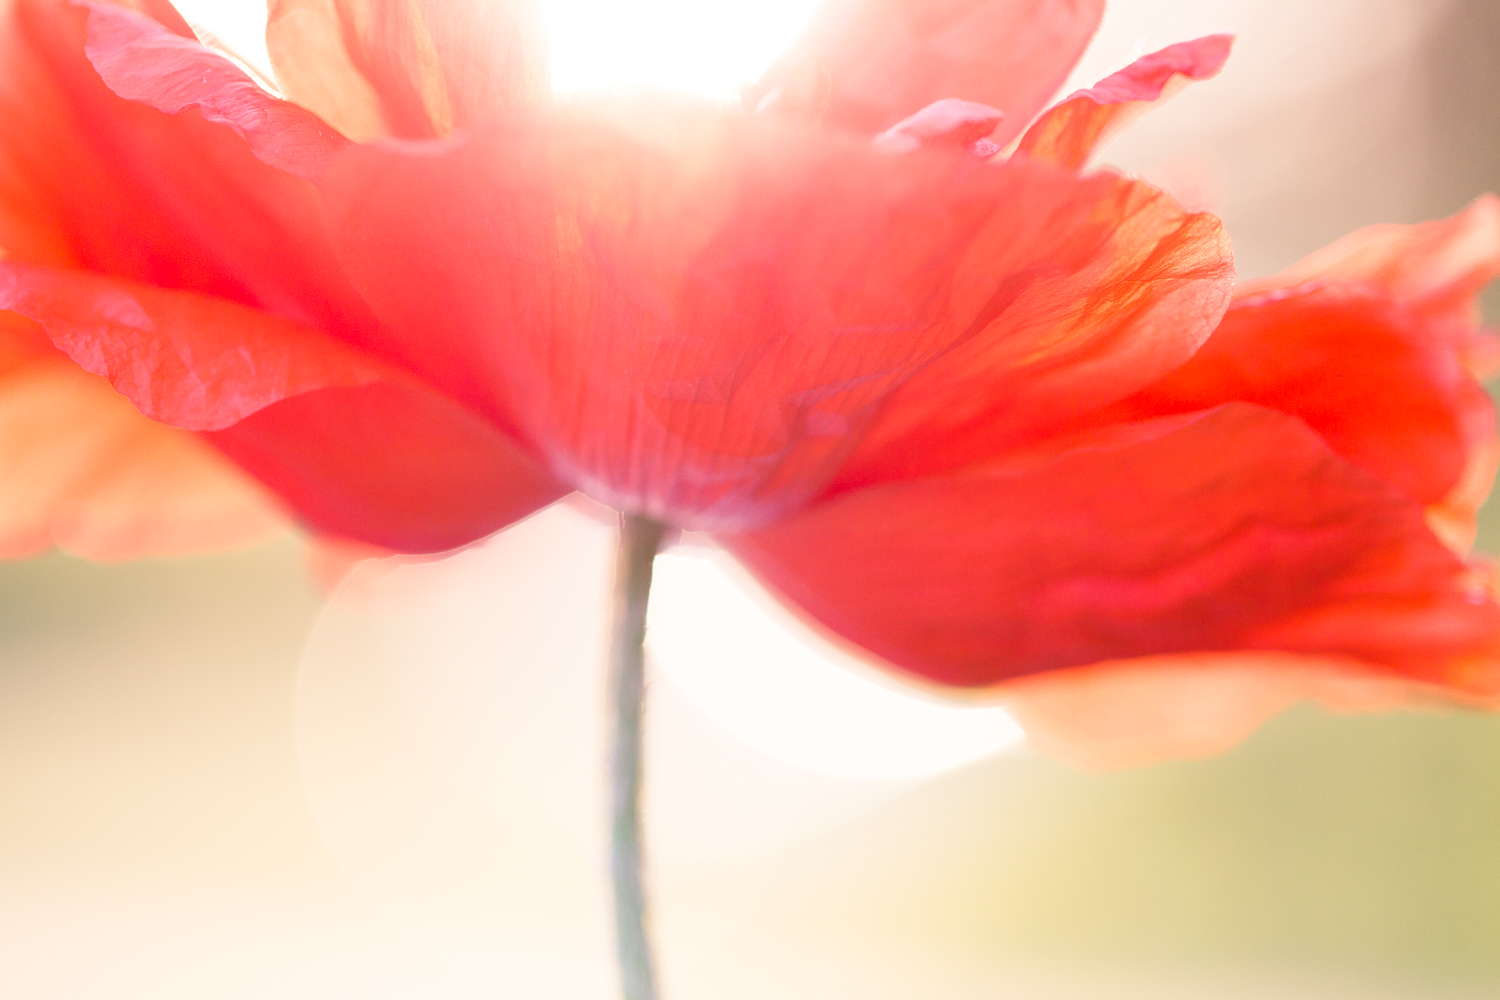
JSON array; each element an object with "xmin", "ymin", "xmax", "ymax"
[{"xmin": 1, "ymin": 0, "xmax": 1496, "ymax": 761}]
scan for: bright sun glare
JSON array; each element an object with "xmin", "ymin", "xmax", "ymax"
[
  {"xmin": 542, "ymin": 0, "xmax": 818, "ymax": 99},
  {"xmin": 178, "ymin": 0, "xmax": 821, "ymax": 100}
]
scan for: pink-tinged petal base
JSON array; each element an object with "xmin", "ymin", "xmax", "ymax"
[
  {"xmin": 731, "ymin": 404, "xmax": 1500, "ymax": 691},
  {"xmin": 752, "ymin": 0, "xmax": 1104, "ymax": 144},
  {"xmin": 0, "ymin": 347, "xmax": 285, "ymax": 560},
  {"xmin": 1017, "ymin": 35, "xmax": 1233, "ymax": 170}
]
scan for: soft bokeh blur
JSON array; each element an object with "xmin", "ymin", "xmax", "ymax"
[{"xmin": 5, "ymin": 1, "xmax": 1500, "ymax": 997}]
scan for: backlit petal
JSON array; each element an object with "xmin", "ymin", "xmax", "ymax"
[
  {"xmin": 1236, "ymin": 195, "xmax": 1500, "ymax": 327},
  {"xmin": 750, "ymin": 0, "xmax": 1103, "ymax": 143},
  {"xmin": 1, "ymin": 264, "xmax": 564, "ymax": 552},
  {"xmin": 80, "ymin": 1, "xmax": 348, "ymax": 179},
  {"xmin": 208, "ymin": 384, "xmax": 566, "ymax": 553},
  {"xmin": 322, "ymin": 105, "xmax": 1228, "ymax": 529},
  {"xmin": 0, "ymin": 343, "xmax": 285, "ymax": 560},
  {"xmin": 1016, "ymin": 34, "xmax": 1233, "ymax": 170},
  {"xmin": 730, "ymin": 404, "xmax": 1500, "ymax": 691},
  {"xmin": 999, "ymin": 651, "xmax": 1487, "ymax": 770},
  {"xmin": 265, "ymin": 0, "xmax": 548, "ymax": 141},
  {"xmin": 0, "ymin": 263, "xmax": 384, "ymax": 429},
  {"xmin": 0, "ymin": 0, "xmax": 376, "ymax": 335},
  {"xmin": 835, "ymin": 177, "xmax": 1233, "ymax": 487},
  {"xmin": 1116, "ymin": 283, "xmax": 1495, "ymax": 534}
]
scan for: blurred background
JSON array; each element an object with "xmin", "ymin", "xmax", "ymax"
[{"xmin": 5, "ymin": 1, "xmax": 1500, "ymax": 997}]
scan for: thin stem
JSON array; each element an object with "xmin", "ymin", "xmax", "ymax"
[{"xmin": 608, "ymin": 513, "xmax": 667, "ymax": 1000}]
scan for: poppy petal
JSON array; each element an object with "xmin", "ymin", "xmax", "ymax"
[
  {"xmin": 729, "ymin": 403, "xmax": 1500, "ymax": 692},
  {"xmin": 321, "ymin": 107, "xmax": 1228, "ymax": 528},
  {"xmin": 870, "ymin": 97, "xmax": 1003, "ymax": 154},
  {"xmin": 1115, "ymin": 284, "xmax": 1495, "ymax": 538},
  {"xmin": 1237, "ymin": 194, "xmax": 1500, "ymax": 332},
  {"xmin": 0, "ymin": 263, "xmax": 385, "ymax": 429},
  {"xmin": 79, "ymin": 1, "xmax": 348, "ymax": 180},
  {"xmin": 207, "ymin": 383, "xmax": 567, "ymax": 553},
  {"xmin": 265, "ymin": 0, "xmax": 548, "ymax": 141},
  {"xmin": 0, "ymin": 342, "xmax": 285, "ymax": 560},
  {"xmin": 999, "ymin": 650, "xmax": 1488, "ymax": 770},
  {"xmin": 0, "ymin": 0, "xmax": 377, "ymax": 336},
  {"xmin": 835, "ymin": 177, "xmax": 1233, "ymax": 487},
  {"xmin": 1016, "ymin": 34, "xmax": 1233, "ymax": 170},
  {"xmin": 750, "ymin": 0, "xmax": 1103, "ymax": 142},
  {"xmin": 1, "ymin": 264, "xmax": 564, "ymax": 552}
]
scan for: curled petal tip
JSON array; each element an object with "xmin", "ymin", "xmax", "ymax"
[
  {"xmin": 872, "ymin": 98, "xmax": 1004, "ymax": 154},
  {"xmin": 1018, "ymin": 34, "xmax": 1236, "ymax": 170}
]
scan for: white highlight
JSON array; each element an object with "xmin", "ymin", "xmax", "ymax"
[
  {"xmin": 650, "ymin": 548, "xmax": 1025, "ymax": 781},
  {"xmin": 300, "ymin": 504, "xmax": 1024, "ymax": 989},
  {"xmin": 542, "ymin": 0, "xmax": 819, "ymax": 99}
]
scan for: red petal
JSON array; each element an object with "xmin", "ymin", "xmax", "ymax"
[
  {"xmin": 729, "ymin": 404, "xmax": 1500, "ymax": 692},
  {"xmin": 750, "ymin": 0, "xmax": 1103, "ymax": 143},
  {"xmin": 834, "ymin": 177, "xmax": 1233, "ymax": 487},
  {"xmin": 1016, "ymin": 34, "xmax": 1233, "ymax": 170},
  {"xmin": 265, "ymin": 0, "xmax": 548, "ymax": 141},
  {"xmin": 0, "ymin": 343, "xmax": 285, "ymax": 560},
  {"xmin": 1110, "ymin": 200, "xmax": 1500, "ymax": 552},
  {"xmin": 1237, "ymin": 194, "xmax": 1500, "ymax": 331},
  {"xmin": 1118, "ymin": 283, "xmax": 1494, "ymax": 523},
  {"xmin": 80, "ymin": 1, "xmax": 348, "ymax": 180},
  {"xmin": 0, "ymin": 263, "xmax": 384, "ymax": 429},
  {"xmin": 208, "ymin": 384, "xmax": 566, "ymax": 553},
  {"xmin": 0, "ymin": 1, "xmax": 376, "ymax": 335},
  {"xmin": 321, "ymin": 106, "xmax": 1226, "ymax": 529},
  {"xmin": 2, "ymin": 265, "xmax": 563, "ymax": 552}
]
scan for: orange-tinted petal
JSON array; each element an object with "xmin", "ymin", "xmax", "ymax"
[
  {"xmin": 1108, "ymin": 200, "xmax": 1500, "ymax": 551},
  {"xmin": 751, "ymin": 0, "xmax": 1103, "ymax": 143},
  {"xmin": 0, "ymin": 349, "xmax": 285, "ymax": 560},
  {"xmin": 1016, "ymin": 34, "xmax": 1233, "ymax": 170},
  {"xmin": 0, "ymin": 0, "xmax": 376, "ymax": 336},
  {"xmin": 1236, "ymin": 194, "xmax": 1500, "ymax": 328},
  {"xmin": 2, "ymin": 264, "xmax": 564, "ymax": 552},
  {"xmin": 834, "ymin": 177, "xmax": 1233, "ymax": 487},
  {"xmin": 322, "ymin": 106, "xmax": 1225, "ymax": 529},
  {"xmin": 999, "ymin": 651, "xmax": 1484, "ymax": 770},
  {"xmin": 80, "ymin": 1, "xmax": 348, "ymax": 179},
  {"xmin": 1117, "ymin": 284, "xmax": 1495, "ymax": 530},
  {"xmin": 729, "ymin": 404, "xmax": 1500, "ymax": 692},
  {"xmin": 265, "ymin": 0, "xmax": 548, "ymax": 141}
]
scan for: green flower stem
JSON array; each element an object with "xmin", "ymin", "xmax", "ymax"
[{"xmin": 608, "ymin": 513, "xmax": 668, "ymax": 1000}]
